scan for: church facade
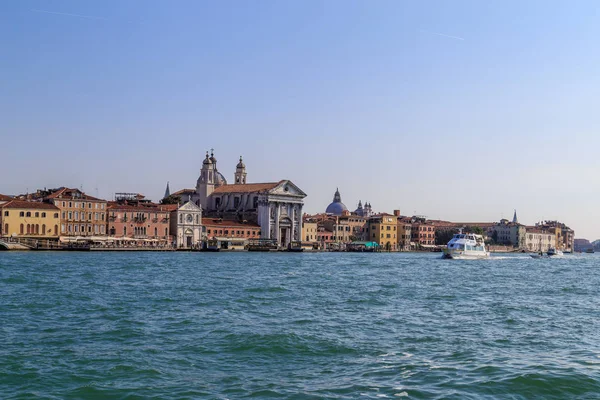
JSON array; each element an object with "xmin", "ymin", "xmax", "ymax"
[{"xmin": 179, "ymin": 151, "xmax": 306, "ymax": 247}]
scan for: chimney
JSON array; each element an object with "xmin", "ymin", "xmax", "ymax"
[{"xmin": 393, "ymin": 210, "xmax": 401, "ymax": 217}]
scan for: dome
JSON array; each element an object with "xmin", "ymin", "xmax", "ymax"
[
  {"xmin": 325, "ymin": 188, "xmax": 348, "ymax": 216},
  {"xmin": 203, "ymin": 152, "xmax": 212, "ymax": 165},
  {"xmin": 215, "ymin": 171, "xmax": 227, "ymax": 185}
]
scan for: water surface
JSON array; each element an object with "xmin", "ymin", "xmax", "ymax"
[{"xmin": 1, "ymin": 252, "xmax": 599, "ymax": 399}]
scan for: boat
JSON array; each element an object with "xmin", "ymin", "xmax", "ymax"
[
  {"xmin": 442, "ymin": 233, "xmax": 489, "ymax": 259},
  {"xmin": 247, "ymin": 238, "xmax": 278, "ymax": 252},
  {"xmin": 547, "ymin": 248, "xmax": 564, "ymax": 257},
  {"xmin": 287, "ymin": 241, "xmax": 304, "ymax": 252},
  {"xmin": 530, "ymin": 251, "xmax": 545, "ymax": 259},
  {"xmin": 586, "ymin": 248, "xmax": 595, "ymax": 254},
  {"xmin": 202, "ymin": 239, "xmax": 220, "ymax": 252}
]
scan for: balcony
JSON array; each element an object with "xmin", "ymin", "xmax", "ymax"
[{"xmin": 134, "ymin": 217, "xmax": 147, "ymax": 224}]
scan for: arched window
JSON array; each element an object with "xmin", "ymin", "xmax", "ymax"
[
  {"xmin": 26, "ymin": 224, "xmax": 30, "ymax": 234},
  {"xmin": 124, "ymin": 226, "xmax": 127, "ymax": 236},
  {"xmin": 154, "ymin": 227, "xmax": 157, "ymax": 237},
  {"xmin": 20, "ymin": 211, "xmax": 24, "ymax": 217},
  {"xmin": 54, "ymin": 225, "xmax": 58, "ymax": 235},
  {"xmin": 4, "ymin": 224, "xmax": 8, "ymax": 234},
  {"xmin": 35, "ymin": 224, "xmax": 39, "ymax": 234},
  {"xmin": 165, "ymin": 227, "xmax": 168, "ymax": 237},
  {"xmin": 42, "ymin": 224, "xmax": 46, "ymax": 235},
  {"xmin": 54, "ymin": 213, "xmax": 59, "ymax": 218},
  {"xmin": 20, "ymin": 224, "xmax": 24, "ymax": 234},
  {"xmin": 35, "ymin": 212, "xmax": 39, "ymax": 218},
  {"xmin": 179, "ymin": 214, "xmax": 182, "ymax": 223},
  {"xmin": 26, "ymin": 212, "xmax": 31, "ymax": 217}
]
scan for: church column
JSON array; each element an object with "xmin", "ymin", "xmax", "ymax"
[{"xmin": 274, "ymin": 202, "xmax": 280, "ymax": 243}]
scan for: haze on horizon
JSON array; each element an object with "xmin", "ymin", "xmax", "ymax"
[{"xmin": 2, "ymin": 1, "xmax": 599, "ymax": 239}]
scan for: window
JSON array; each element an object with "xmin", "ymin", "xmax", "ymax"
[
  {"xmin": 253, "ymin": 197, "xmax": 258, "ymax": 209},
  {"xmin": 20, "ymin": 224, "xmax": 24, "ymax": 234},
  {"xmin": 68, "ymin": 225, "xmax": 72, "ymax": 233},
  {"xmin": 3, "ymin": 223, "xmax": 7, "ymax": 234},
  {"xmin": 62, "ymin": 201, "xmax": 66, "ymax": 207},
  {"xmin": 26, "ymin": 212, "xmax": 31, "ymax": 217},
  {"xmin": 234, "ymin": 197, "xmax": 240, "ymax": 208},
  {"xmin": 42, "ymin": 224, "xmax": 46, "ymax": 234},
  {"xmin": 74, "ymin": 212, "xmax": 79, "ymax": 220},
  {"xmin": 55, "ymin": 225, "xmax": 58, "ymax": 235},
  {"xmin": 74, "ymin": 225, "xmax": 78, "ymax": 233},
  {"xmin": 42, "ymin": 212, "xmax": 46, "ymax": 218},
  {"xmin": 3, "ymin": 211, "xmax": 7, "ymax": 217},
  {"xmin": 164, "ymin": 227, "xmax": 167, "ymax": 236},
  {"xmin": 88, "ymin": 203, "xmax": 92, "ymax": 209},
  {"xmin": 69, "ymin": 202, "xmax": 72, "ymax": 208},
  {"xmin": 154, "ymin": 227, "xmax": 158, "ymax": 236}
]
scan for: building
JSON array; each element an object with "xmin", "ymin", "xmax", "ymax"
[
  {"xmin": 171, "ymin": 201, "xmax": 202, "ymax": 248},
  {"xmin": 536, "ymin": 221, "xmax": 574, "ymax": 251},
  {"xmin": 176, "ymin": 150, "xmax": 306, "ymax": 248},
  {"xmin": 325, "ymin": 188, "xmax": 348, "ymax": 216},
  {"xmin": 525, "ymin": 227, "xmax": 556, "ymax": 252},
  {"xmin": 488, "ymin": 219, "xmax": 526, "ymax": 248},
  {"xmin": 411, "ymin": 218, "xmax": 436, "ymax": 247},
  {"xmin": 203, "ymin": 218, "xmax": 261, "ymax": 250},
  {"xmin": 302, "ymin": 219, "xmax": 318, "ymax": 242},
  {"xmin": 46, "ymin": 188, "xmax": 107, "ymax": 237},
  {"xmin": 106, "ymin": 202, "xmax": 172, "ymax": 242},
  {"xmin": 397, "ymin": 215, "xmax": 413, "ymax": 251},
  {"xmin": 367, "ymin": 213, "xmax": 398, "ymax": 250},
  {"xmin": 0, "ymin": 200, "xmax": 60, "ymax": 239}
]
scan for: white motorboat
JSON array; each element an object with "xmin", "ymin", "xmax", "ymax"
[
  {"xmin": 547, "ymin": 248, "xmax": 564, "ymax": 257},
  {"xmin": 442, "ymin": 233, "xmax": 490, "ymax": 260}
]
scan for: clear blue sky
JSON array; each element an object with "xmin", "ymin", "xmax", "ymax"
[{"xmin": 2, "ymin": 1, "xmax": 599, "ymax": 238}]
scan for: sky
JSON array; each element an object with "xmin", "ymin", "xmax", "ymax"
[{"xmin": 2, "ymin": 1, "xmax": 600, "ymax": 238}]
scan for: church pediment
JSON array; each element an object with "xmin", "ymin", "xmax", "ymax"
[
  {"xmin": 179, "ymin": 201, "xmax": 202, "ymax": 212},
  {"xmin": 268, "ymin": 180, "xmax": 307, "ymax": 197}
]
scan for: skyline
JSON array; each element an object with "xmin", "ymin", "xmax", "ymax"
[{"xmin": 2, "ymin": 1, "xmax": 600, "ymax": 238}]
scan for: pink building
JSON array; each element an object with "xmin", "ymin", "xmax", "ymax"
[{"xmin": 107, "ymin": 202, "xmax": 173, "ymax": 243}]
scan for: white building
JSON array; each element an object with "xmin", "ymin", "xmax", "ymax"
[
  {"xmin": 525, "ymin": 228, "xmax": 556, "ymax": 252},
  {"xmin": 176, "ymin": 150, "xmax": 306, "ymax": 248},
  {"xmin": 170, "ymin": 201, "xmax": 202, "ymax": 249}
]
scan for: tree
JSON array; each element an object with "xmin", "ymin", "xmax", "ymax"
[
  {"xmin": 160, "ymin": 195, "xmax": 181, "ymax": 205},
  {"xmin": 491, "ymin": 230, "xmax": 499, "ymax": 244},
  {"xmin": 465, "ymin": 226, "xmax": 484, "ymax": 235},
  {"xmin": 436, "ymin": 229, "xmax": 458, "ymax": 245}
]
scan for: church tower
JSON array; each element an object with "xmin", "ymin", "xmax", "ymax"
[
  {"xmin": 196, "ymin": 151, "xmax": 215, "ymax": 209},
  {"xmin": 512, "ymin": 209, "xmax": 518, "ymax": 224},
  {"xmin": 234, "ymin": 156, "xmax": 247, "ymax": 184}
]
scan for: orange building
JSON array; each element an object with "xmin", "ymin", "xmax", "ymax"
[{"xmin": 46, "ymin": 188, "xmax": 108, "ymax": 237}]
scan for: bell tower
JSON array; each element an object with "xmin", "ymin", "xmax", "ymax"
[
  {"xmin": 234, "ymin": 156, "xmax": 247, "ymax": 184},
  {"xmin": 196, "ymin": 151, "xmax": 215, "ymax": 209}
]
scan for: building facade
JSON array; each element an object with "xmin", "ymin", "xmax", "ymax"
[
  {"xmin": 367, "ymin": 214, "xmax": 398, "ymax": 250},
  {"xmin": 46, "ymin": 188, "xmax": 107, "ymax": 237},
  {"xmin": 171, "ymin": 201, "xmax": 202, "ymax": 248},
  {"xmin": 107, "ymin": 203, "xmax": 172, "ymax": 242},
  {"xmin": 525, "ymin": 228, "xmax": 556, "ymax": 251},
  {"xmin": 302, "ymin": 220, "xmax": 318, "ymax": 242},
  {"xmin": 0, "ymin": 200, "xmax": 60, "ymax": 239}
]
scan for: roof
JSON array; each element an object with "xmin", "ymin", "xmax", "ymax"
[
  {"xmin": 46, "ymin": 187, "xmax": 103, "ymax": 201},
  {"xmin": 171, "ymin": 188, "xmax": 195, "ymax": 196},
  {"xmin": 0, "ymin": 194, "xmax": 12, "ymax": 201},
  {"xmin": 106, "ymin": 202, "xmax": 173, "ymax": 212},
  {"xmin": 203, "ymin": 219, "xmax": 260, "ymax": 228},
  {"xmin": 212, "ymin": 181, "xmax": 281, "ymax": 194},
  {"xmin": 1, "ymin": 200, "xmax": 60, "ymax": 210}
]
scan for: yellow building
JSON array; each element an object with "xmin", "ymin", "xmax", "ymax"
[
  {"xmin": 302, "ymin": 221, "xmax": 318, "ymax": 242},
  {"xmin": 0, "ymin": 200, "xmax": 61, "ymax": 239},
  {"xmin": 368, "ymin": 213, "xmax": 398, "ymax": 250}
]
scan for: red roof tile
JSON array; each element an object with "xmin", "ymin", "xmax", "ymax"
[
  {"xmin": 46, "ymin": 187, "xmax": 104, "ymax": 201},
  {"xmin": 171, "ymin": 189, "xmax": 195, "ymax": 196},
  {"xmin": 212, "ymin": 182, "xmax": 281, "ymax": 194},
  {"xmin": 0, "ymin": 194, "xmax": 12, "ymax": 201},
  {"xmin": 1, "ymin": 200, "xmax": 60, "ymax": 210}
]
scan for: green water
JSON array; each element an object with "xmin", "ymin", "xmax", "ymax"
[{"xmin": 1, "ymin": 252, "xmax": 599, "ymax": 399}]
